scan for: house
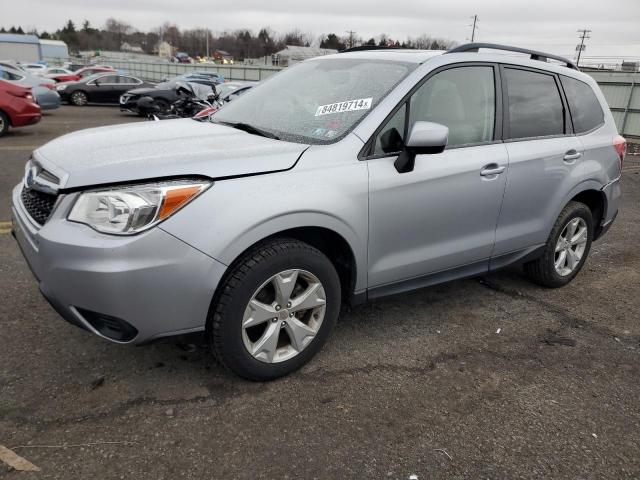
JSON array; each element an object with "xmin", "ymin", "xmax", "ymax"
[
  {"xmin": 157, "ymin": 41, "xmax": 174, "ymax": 58},
  {"xmin": 121, "ymin": 42, "xmax": 144, "ymax": 54},
  {"xmin": 271, "ymin": 45, "xmax": 337, "ymax": 67},
  {"xmin": 0, "ymin": 33, "xmax": 41, "ymax": 62}
]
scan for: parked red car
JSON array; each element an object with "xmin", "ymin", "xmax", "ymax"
[
  {"xmin": 0, "ymin": 79, "xmax": 41, "ymax": 137},
  {"xmin": 49, "ymin": 66, "xmax": 115, "ymax": 83}
]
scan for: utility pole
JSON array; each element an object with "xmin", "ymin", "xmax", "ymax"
[
  {"xmin": 576, "ymin": 28, "xmax": 591, "ymax": 67},
  {"xmin": 346, "ymin": 30, "xmax": 356, "ymax": 49},
  {"xmin": 470, "ymin": 15, "xmax": 478, "ymax": 42},
  {"xmin": 206, "ymin": 28, "xmax": 210, "ymax": 58}
]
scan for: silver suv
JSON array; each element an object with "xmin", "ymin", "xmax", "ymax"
[{"xmin": 12, "ymin": 44, "xmax": 625, "ymax": 380}]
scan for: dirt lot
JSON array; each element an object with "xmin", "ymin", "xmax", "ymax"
[{"xmin": 1, "ymin": 106, "xmax": 639, "ymax": 479}]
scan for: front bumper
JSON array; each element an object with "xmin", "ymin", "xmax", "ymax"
[
  {"xmin": 119, "ymin": 95, "xmax": 139, "ymax": 113},
  {"xmin": 11, "ymin": 184, "xmax": 227, "ymax": 344}
]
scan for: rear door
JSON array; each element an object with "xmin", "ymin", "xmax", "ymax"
[{"xmin": 492, "ymin": 66, "xmax": 584, "ymax": 258}]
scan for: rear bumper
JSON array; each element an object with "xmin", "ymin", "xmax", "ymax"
[
  {"xmin": 36, "ymin": 90, "xmax": 61, "ymax": 110},
  {"xmin": 11, "ymin": 184, "xmax": 227, "ymax": 344},
  {"xmin": 596, "ymin": 175, "xmax": 621, "ymax": 240}
]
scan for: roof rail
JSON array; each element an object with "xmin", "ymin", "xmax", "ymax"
[{"xmin": 445, "ymin": 43, "xmax": 579, "ymax": 70}]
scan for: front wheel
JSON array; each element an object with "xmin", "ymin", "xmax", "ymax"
[
  {"xmin": 524, "ymin": 201, "xmax": 593, "ymax": 288},
  {"xmin": 209, "ymin": 238, "xmax": 341, "ymax": 381},
  {"xmin": 70, "ymin": 91, "xmax": 88, "ymax": 106}
]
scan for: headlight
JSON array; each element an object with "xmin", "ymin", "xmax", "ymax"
[
  {"xmin": 56, "ymin": 84, "xmax": 67, "ymax": 91},
  {"xmin": 68, "ymin": 179, "xmax": 210, "ymax": 235}
]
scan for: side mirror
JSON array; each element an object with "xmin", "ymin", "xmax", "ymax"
[
  {"xmin": 395, "ymin": 121, "xmax": 449, "ymax": 173},
  {"xmin": 94, "ymin": 79, "xmax": 101, "ymax": 86}
]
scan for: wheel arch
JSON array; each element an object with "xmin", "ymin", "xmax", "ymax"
[
  {"xmin": 553, "ymin": 181, "xmax": 607, "ymax": 236},
  {"xmin": 218, "ymin": 225, "xmax": 360, "ymax": 305}
]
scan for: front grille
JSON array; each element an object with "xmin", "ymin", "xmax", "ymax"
[{"xmin": 20, "ymin": 187, "xmax": 57, "ymax": 225}]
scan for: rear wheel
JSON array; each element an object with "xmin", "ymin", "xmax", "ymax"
[
  {"xmin": 210, "ymin": 238, "xmax": 341, "ymax": 381},
  {"xmin": 524, "ymin": 201, "xmax": 593, "ymax": 288},
  {"xmin": 70, "ymin": 91, "xmax": 88, "ymax": 106},
  {"xmin": 0, "ymin": 111, "xmax": 9, "ymax": 137}
]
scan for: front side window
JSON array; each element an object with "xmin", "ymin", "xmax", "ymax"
[
  {"xmin": 213, "ymin": 58, "xmax": 415, "ymax": 144},
  {"xmin": 561, "ymin": 76, "xmax": 604, "ymax": 133},
  {"xmin": 409, "ymin": 66, "xmax": 496, "ymax": 147},
  {"xmin": 505, "ymin": 68, "xmax": 564, "ymax": 139}
]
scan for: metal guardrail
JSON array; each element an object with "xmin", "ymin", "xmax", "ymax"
[
  {"xmin": 101, "ymin": 58, "xmax": 282, "ymax": 82},
  {"xmin": 587, "ymin": 71, "xmax": 640, "ymax": 143}
]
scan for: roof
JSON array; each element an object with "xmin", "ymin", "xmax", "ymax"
[
  {"xmin": 276, "ymin": 45, "xmax": 338, "ymax": 58},
  {"xmin": 39, "ymin": 39, "xmax": 67, "ymax": 47},
  {"xmin": 317, "ymin": 49, "xmax": 445, "ymax": 64},
  {"xmin": 0, "ymin": 33, "xmax": 40, "ymax": 45}
]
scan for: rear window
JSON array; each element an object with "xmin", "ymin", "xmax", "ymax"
[
  {"xmin": 505, "ymin": 68, "xmax": 565, "ymax": 139},
  {"xmin": 561, "ymin": 76, "xmax": 604, "ymax": 133}
]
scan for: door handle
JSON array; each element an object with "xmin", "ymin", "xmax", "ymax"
[
  {"xmin": 563, "ymin": 151, "xmax": 582, "ymax": 162},
  {"xmin": 480, "ymin": 165, "xmax": 506, "ymax": 176}
]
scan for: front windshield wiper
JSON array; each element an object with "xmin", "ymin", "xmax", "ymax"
[{"xmin": 214, "ymin": 120, "xmax": 280, "ymax": 140}]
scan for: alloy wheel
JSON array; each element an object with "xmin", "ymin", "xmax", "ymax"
[
  {"xmin": 72, "ymin": 92, "xmax": 87, "ymax": 106},
  {"xmin": 554, "ymin": 217, "xmax": 588, "ymax": 276},
  {"xmin": 242, "ymin": 269, "xmax": 327, "ymax": 363}
]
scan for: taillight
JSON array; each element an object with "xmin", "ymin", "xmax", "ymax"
[{"xmin": 613, "ymin": 135, "xmax": 627, "ymax": 171}]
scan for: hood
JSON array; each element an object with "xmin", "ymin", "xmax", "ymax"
[{"xmin": 34, "ymin": 119, "xmax": 308, "ymax": 189}]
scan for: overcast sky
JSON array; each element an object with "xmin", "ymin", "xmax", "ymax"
[{"xmin": 6, "ymin": 0, "xmax": 640, "ymax": 63}]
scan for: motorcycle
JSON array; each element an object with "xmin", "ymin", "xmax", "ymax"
[{"xmin": 139, "ymin": 82, "xmax": 220, "ymax": 121}]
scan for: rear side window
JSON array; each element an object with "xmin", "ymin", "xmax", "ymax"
[
  {"xmin": 505, "ymin": 68, "xmax": 565, "ymax": 139},
  {"xmin": 561, "ymin": 76, "xmax": 604, "ymax": 133}
]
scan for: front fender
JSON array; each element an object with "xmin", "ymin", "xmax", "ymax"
[{"xmin": 160, "ymin": 159, "xmax": 369, "ymax": 292}]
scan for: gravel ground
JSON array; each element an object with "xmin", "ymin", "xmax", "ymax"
[{"xmin": 1, "ymin": 106, "xmax": 639, "ymax": 479}]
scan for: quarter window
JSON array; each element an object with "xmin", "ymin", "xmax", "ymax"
[
  {"xmin": 505, "ymin": 68, "xmax": 565, "ymax": 139},
  {"xmin": 409, "ymin": 66, "xmax": 496, "ymax": 147},
  {"xmin": 561, "ymin": 76, "xmax": 604, "ymax": 133},
  {"xmin": 373, "ymin": 103, "xmax": 406, "ymax": 156}
]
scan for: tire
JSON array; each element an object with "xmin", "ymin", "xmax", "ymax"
[
  {"xmin": 0, "ymin": 111, "xmax": 9, "ymax": 137},
  {"xmin": 70, "ymin": 91, "xmax": 88, "ymax": 106},
  {"xmin": 524, "ymin": 201, "xmax": 593, "ymax": 288},
  {"xmin": 209, "ymin": 238, "xmax": 341, "ymax": 381}
]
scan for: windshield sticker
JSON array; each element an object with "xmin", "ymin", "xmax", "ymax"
[{"xmin": 315, "ymin": 98, "xmax": 373, "ymax": 116}]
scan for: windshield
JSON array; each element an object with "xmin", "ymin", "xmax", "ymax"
[{"xmin": 213, "ymin": 58, "xmax": 415, "ymax": 144}]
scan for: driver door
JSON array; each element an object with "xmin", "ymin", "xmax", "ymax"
[{"xmin": 366, "ymin": 64, "xmax": 509, "ymax": 290}]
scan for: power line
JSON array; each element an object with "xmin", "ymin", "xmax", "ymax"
[{"xmin": 576, "ymin": 28, "xmax": 591, "ymax": 66}]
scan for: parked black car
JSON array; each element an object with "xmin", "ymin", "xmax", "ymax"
[
  {"xmin": 120, "ymin": 78, "xmax": 217, "ymax": 114},
  {"xmin": 57, "ymin": 73, "xmax": 154, "ymax": 106}
]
